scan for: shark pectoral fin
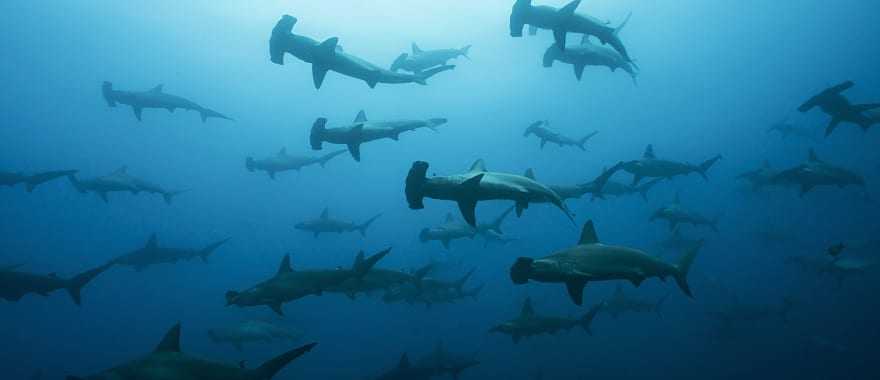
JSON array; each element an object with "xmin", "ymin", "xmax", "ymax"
[
  {"xmin": 268, "ymin": 171, "xmax": 276, "ymax": 180},
  {"xmin": 540, "ymin": 139, "xmax": 547, "ymax": 149},
  {"xmin": 269, "ymin": 302, "xmax": 284, "ymax": 316},
  {"xmin": 825, "ymin": 117, "xmax": 842, "ymax": 137},
  {"xmin": 457, "ymin": 199, "xmax": 478, "ymax": 227},
  {"xmin": 98, "ymin": 192, "xmax": 109, "ymax": 203},
  {"xmin": 132, "ymin": 106, "xmax": 143, "ymax": 121},
  {"xmin": 366, "ymin": 78, "xmax": 379, "ymax": 88},
  {"xmin": 565, "ymin": 278, "xmax": 588, "ymax": 306},
  {"xmin": 456, "ymin": 174, "xmax": 484, "ymax": 226},
  {"xmin": 515, "ymin": 202, "xmax": 528, "ymax": 217},
  {"xmin": 441, "ymin": 239, "xmax": 451, "ymax": 250},
  {"xmin": 312, "ymin": 64, "xmax": 330, "ymax": 89},
  {"xmin": 574, "ymin": 64, "xmax": 586, "ymax": 81},
  {"xmin": 553, "ymin": 28, "xmax": 568, "ymax": 51},
  {"xmin": 346, "ymin": 143, "xmax": 362, "ymax": 162}
]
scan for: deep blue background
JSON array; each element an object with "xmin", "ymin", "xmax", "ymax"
[{"xmin": 1, "ymin": 1, "xmax": 879, "ymax": 379}]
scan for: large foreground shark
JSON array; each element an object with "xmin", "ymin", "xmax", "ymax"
[
  {"xmin": 510, "ymin": 220, "xmax": 702, "ymax": 305},
  {"xmin": 66, "ymin": 323, "xmax": 316, "ymax": 380},
  {"xmin": 310, "ymin": 111, "xmax": 446, "ymax": 161},
  {"xmin": 102, "ymin": 82, "xmax": 233, "ymax": 123},
  {"xmin": 0, "ymin": 262, "xmax": 111, "ymax": 305},
  {"xmin": 270, "ymin": 15, "xmax": 454, "ymax": 89},
  {"xmin": 405, "ymin": 159, "xmax": 574, "ymax": 227}
]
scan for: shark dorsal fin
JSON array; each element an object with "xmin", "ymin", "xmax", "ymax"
[
  {"xmin": 277, "ymin": 254, "xmax": 293, "ymax": 276},
  {"xmin": 445, "ymin": 213, "xmax": 455, "ymax": 223},
  {"xmin": 278, "ymin": 147, "xmax": 287, "ymax": 155},
  {"xmin": 354, "ymin": 110, "xmax": 367, "ymax": 123},
  {"xmin": 145, "ymin": 233, "xmax": 158, "ymax": 249},
  {"xmin": 112, "ymin": 166, "xmax": 128, "ymax": 175},
  {"xmin": 578, "ymin": 220, "xmax": 599, "ymax": 245},
  {"xmin": 521, "ymin": 297, "xmax": 535, "ymax": 317},
  {"xmin": 524, "ymin": 168, "xmax": 536, "ymax": 180},
  {"xmin": 399, "ymin": 353, "xmax": 411, "ymax": 369},
  {"xmin": 153, "ymin": 323, "xmax": 182, "ymax": 353},
  {"xmin": 558, "ymin": 0, "xmax": 582, "ymax": 17},
  {"xmin": 643, "ymin": 145, "xmax": 656, "ymax": 159},
  {"xmin": 150, "ymin": 84, "xmax": 164, "ymax": 93},
  {"xmin": 808, "ymin": 149, "xmax": 822, "ymax": 163},
  {"xmin": 320, "ymin": 208, "xmax": 329, "ymax": 219},
  {"xmin": 469, "ymin": 159, "xmax": 487, "ymax": 173},
  {"xmin": 412, "ymin": 43, "xmax": 423, "ymax": 55}
]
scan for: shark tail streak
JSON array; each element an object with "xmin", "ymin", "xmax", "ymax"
[
  {"xmin": 673, "ymin": 241, "xmax": 702, "ymax": 298},
  {"xmin": 66, "ymin": 262, "xmax": 113, "ymax": 306},
  {"xmin": 426, "ymin": 118, "xmax": 448, "ymax": 131},
  {"xmin": 460, "ymin": 45, "xmax": 472, "ymax": 59},
  {"xmin": 655, "ymin": 292, "xmax": 671, "ymax": 317},
  {"xmin": 162, "ymin": 190, "xmax": 188, "ymax": 205},
  {"xmin": 696, "ymin": 155, "xmax": 722, "ymax": 181},
  {"xmin": 413, "ymin": 64, "xmax": 455, "ymax": 85},
  {"xmin": 310, "ymin": 118, "xmax": 327, "ymax": 150},
  {"xmin": 352, "ymin": 248, "xmax": 391, "ymax": 278},
  {"xmin": 577, "ymin": 131, "xmax": 599, "ymax": 150},
  {"xmin": 24, "ymin": 170, "xmax": 78, "ymax": 192},
  {"xmin": 67, "ymin": 174, "xmax": 86, "ymax": 193},
  {"xmin": 200, "ymin": 238, "xmax": 231, "ymax": 263},
  {"xmin": 357, "ymin": 214, "xmax": 383, "ymax": 236},
  {"xmin": 101, "ymin": 81, "xmax": 117, "ymax": 107},
  {"xmin": 318, "ymin": 149, "xmax": 348, "ymax": 167},
  {"xmin": 251, "ymin": 342, "xmax": 317, "ymax": 380},
  {"xmin": 198, "ymin": 107, "xmax": 234, "ymax": 123},
  {"xmin": 580, "ymin": 302, "xmax": 603, "ymax": 335},
  {"xmin": 390, "ymin": 53, "xmax": 409, "ymax": 72}
]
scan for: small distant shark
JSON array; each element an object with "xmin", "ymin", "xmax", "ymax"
[
  {"xmin": 490, "ymin": 297, "xmax": 602, "ymax": 343},
  {"xmin": 766, "ymin": 119, "xmax": 819, "ymax": 142},
  {"xmin": 374, "ymin": 353, "xmax": 437, "ymax": 380},
  {"xmin": 112, "ymin": 234, "xmax": 230, "ymax": 272},
  {"xmin": 621, "ymin": 144, "xmax": 722, "ymax": 185},
  {"xmin": 419, "ymin": 213, "xmax": 476, "ymax": 250},
  {"xmin": 797, "ymin": 81, "xmax": 879, "ymax": 136},
  {"xmin": 509, "ymin": 0, "xmax": 633, "ymax": 61},
  {"xmin": 310, "ymin": 111, "xmax": 446, "ymax": 161},
  {"xmin": 68, "ymin": 166, "xmax": 184, "ymax": 204},
  {"xmin": 246, "ymin": 148, "xmax": 347, "ymax": 179},
  {"xmin": 786, "ymin": 254, "xmax": 878, "ymax": 288},
  {"xmin": 600, "ymin": 285, "xmax": 669, "ymax": 319},
  {"xmin": 208, "ymin": 320, "xmax": 304, "ymax": 351},
  {"xmin": 129, "ymin": 176, "xmax": 187, "ymax": 205},
  {"xmin": 270, "ymin": 15, "xmax": 454, "ymax": 89},
  {"xmin": 102, "ymin": 82, "xmax": 233, "ymax": 122},
  {"xmin": 770, "ymin": 149, "xmax": 865, "ymax": 197},
  {"xmin": 0, "ymin": 261, "xmax": 111, "ymax": 305},
  {"xmin": 737, "ymin": 160, "xmax": 782, "ymax": 191},
  {"xmin": 0, "ymin": 169, "xmax": 77, "ymax": 192},
  {"xmin": 543, "ymin": 37, "xmax": 637, "ymax": 82},
  {"xmin": 414, "ymin": 342, "xmax": 480, "ymax": 380},
  {"xmin": 650, "ymin": 193, "xmax": 719, "ymax": 232},
  {"xmin": 525, "ymin": 164, "xmax": 624, "ymax": 203},
  {"xmin": 225, "ymin": 248, "xmax": 390, "ymax": 315},
  {"xmin": 523, "ymin": 120, "xmax": 598, "ymax": 150},
  {"xmin": 294, "ymin": 208, "xmax": 382, "ymax": 238},
  {"xmin": 325, "ymin": 263, "xmax": 433, "ymax": 300},
  {"xmin": 391, "ymin": 43, "xmax": 471, "ymax": 73},
  {"xmin": 584, "ymin": 178, "xmax": 663, "ymax": 201},
  {"xmin": 67, "ymin": 323, "xmax": 316, "ymax": 380},
  {"xmin": 405, "ymin": 159, "xmax": 574, "ymax": 227},
  {"xmin": 510, "ymin": 220, "xmax": 701, "ymax": 305},
  {"xmin": 382, "ymin": 269, "xmax": 480, "ymax": 308}
]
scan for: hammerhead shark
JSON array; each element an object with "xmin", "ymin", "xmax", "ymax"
[{"xmin": 102, "ymin": 82, "xmax": 233, "ymax": 122}]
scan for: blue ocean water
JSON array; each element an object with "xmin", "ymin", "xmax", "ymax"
[{"xmin": 1, "ymin": 1, "xmax": 879, "ymax": 379}]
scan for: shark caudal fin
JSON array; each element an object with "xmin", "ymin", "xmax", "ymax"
[
  {"xmin": 199, "ymin": 107, "xmax": 234, "ymax": 123},
  {"xmin": 352, "ymin": 248, "xmax": 392, "ymax": 277},
  {"xmin": 66, "ymin": 262, "xmax": 113, "ymax": 306},
  {"xmin": 426, "ymin": 118, "xmax": 448, "ymax": 131},
  {"xmin": 269, "ymin": 15, "xmax": 297, "ymax": 65},
  {"xmin": 390, "ymin": 53, "xmax": 409, "ymax": 72},
  {"xmin": 162, "ymin": 190, "xmax": 188, "ymax": 205},
  {"xmin": 488, "ymin": 206, "xmax": 515, "ymax": 234},
  {"xmin": 318, "ymin": 149, "xmax": 347, "ymax": 167},
  {"xmin": 580, "ymin": 302, "xmax": 603, "ymax": 335},
  {"xmin": 101, "ymin": 81, "xmax": 117, "ymax": 107},
  {"xmin": 673, "ymin": 241, "xmax": 703, "ymax": 298},
  {"xmin": 509, "ymin": 0, "xmax": 532, "ymax": 37},
  {"xmin": 252, "ymin": 342, "xmax": 317, "ymax": 380},
  {"xmin": 310, "ymin": 118, "xmax": 327, "ymax": 150},
  {"xmin": 357, "ymin": 214, "xmax": 383, "ymax": 236},
  {"xmin": 577, "ymin": 131, "xmax": 599, "ymax": 150},
  {"xmin": 414, "ymin": 64, "xmax": 455, "ymax": 85},
  {"xmin": 200, "ymin": 238, "xmax": 231, "ymax": 263},
  {"xmin": 460, "ymin": 45, "xmax": 472, "ymax": 59},
  {"xmin": 405, "ymin": 161, "xmax": 429, "ymax": 210},
  {"xmin": 696, "ymin": 155, "xmax": 722, "ymax": 181},
  {"xmin": 24, "ymin": 170, "xmax": 78, "ymax": 192}
]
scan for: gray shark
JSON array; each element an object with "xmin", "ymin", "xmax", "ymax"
[
  {"xmin": 524, "ymin": 163, "xmax": 624, "ymax": 203},
  {"xmin": 621, "ymin": 145, "xmax": 722, "ymax": 185},
  {"xmin": 770, "ymin": 149, "xmax": 865, "ymax": 197},
  {"xmin": 112, "ymin": 234, "xmax": 230, "ymax": 272},
  {"xmin": 523, "ymin": 121, "xmax": 598, "ymax": 150},
  {"xmin": 68, "ymin": 166, "xmax": 140, "ymax": 202},
  {"xmin": 66, "ymin": 323, "xmax": 316, "ymax": 380},
  {"xmin": 490, "ymin": 297, "xmax": 602, "ymax": 344},
  {"xmin": 382, "ymin": 269, "xmax": 478, "ymax": 308},
  {"xmin": 391, "ymin": 43, "xmax": 471, "ymax": 73},
  {"xmin": 766, "ymin": 119, "xmax": 819, "ymax": 142},
  {"xmin": 650, "ymin": 194, "xmax": 718, "ymax": 232},
  {"xmin": 737, "ymin": 160, "xmax": 782, "ymax": 191},
  {"xmin": 414, "ymin": 342, "xmax": 480, "ymax": 380},
  {"xmin": 325, "ymin": 264, "xmax": 433, "ymax": 300},
  {"xmin": 584, "ymin": 178, "xmax": 662, "ymax": 201},
  {"xmin": 510, "ymin": 0, "xmax": 633, "ymax": 61},
  {"xmin": 294, "ymin": 208, "xmax": 382, "ymax": 238},
  {"xmin": 797, "ymin": 81, "xmax": 879, "ymax": 136},
  {"xmin": 1, "ymin": 169, "xmax": 78, "ymax": 192},
  {"xmin": 102, "ymin": 82, "xmax": 232, "ymax": 123},
  {"xmin": 208, "ymin": 320, "xmax": 304, "ymax": 351},
  {"xmin": 270, "ymin": 16, "xmax": 454, "ymax": 89},
  {"xmin": 0, "ymin": 262, "xmax": 111, "ymax": 305},
  {"xmin": 310, "ymin": 111, "xmax": 446, "ymax": 161},
  {"xmin": 542, "ymin": 38, "xmax": 637, "ymax": 82},
  {"xmin": 419, "ymin": 213, "xmax": 476, "ymax": 250},
  {"xmin": 510, "ymin": 220, "xmax": 702, "ymax": 305},
  {"xmin": 246, "ymin": 148, "xmax": 347, "ymax": 179},
  {"xmin": 600, "ymin": 285, "xmax": 668, "ymax": 319},
  {"xmin": 405, "ymin": 159, "xmax": 574, "ymax": 227},
  {"xmin": 225, "ymin": 248, "xmax": 390, "ymax": 315},
  {"xmin": 374, "ymin": 353, "xmax": 437, "ymax": 380},
  {"xmin": 129, "ymin": 177, "xmax": 187, "ymax": 205}
]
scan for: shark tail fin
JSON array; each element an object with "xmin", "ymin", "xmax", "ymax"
[
  {"xmin": 405, "ymin": 161, "xmax": 429, "ymax": 210},
  {"xmin": 577, "ymin": 131, "xmax": 599, "ymax": 150},
  {"xmin": 414, "ymin": 64, "xmax": 455, "ymax": 85},
  {"xmin": 615, "ymin": 12, "xmax": 632, "ymax": 36},
  {"xmin": 101, "ymin": 81, "xmax": 116, "ymax": 107},
  {"xmin": 246, "ymin": 157, "xmax": 256, "ymax": 172},
  {"xmin": 460, "ymin": 45, "xmax": 472, "ymax": 59},
  {"xmin": 390, "ymin": 53, "xmax": 409, "ymax": 72},
  {"xmin": 253, "ymin": 342, "xmax": 317, "ymax": 380},
  {"xmin": 455, "ymin": 269, "xmax": 476, "ymax": 293},
  {"xmin": 66, "ymin": 262, "xmax": 112, "ymax": 306},
  {"xmin": 199, "ymin": 108, "xmax": 233, "ymax": 123},
  {"xmin": 310, "ymin": 118, "xmax": 327, "ymax": 150},
  {"xmin": 673, "ymin": 241, "xmax": 702, "ymax": 299},
  {"xmin": 580, "ymin": 302, "xmax": 603, "ymax": 335},
  {"xmin": 358, "ymin": 213, "xmax": 383, "ymax": 236},
  {"xmin": 426, "ymin": 118, "xmax": 447, "ymax": 131},
  {"xmin": 318, "ymin": 150, "xmax": 347, "ymax": 167},
  {"xmin": 352, "ymin": 248, "xmax": 391, "ymax": 277},
  {"xmin": 200, "ymin": 238, "xmax": 230, "ymax": 263},
  {"xmin": 697, "ymin": 155, "xmax": 722, "ymax": 181}
]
